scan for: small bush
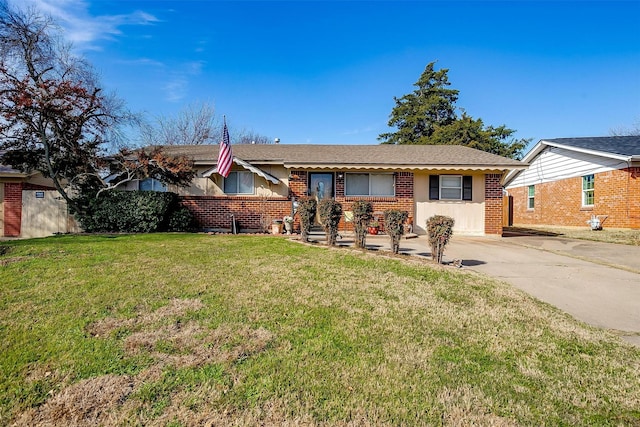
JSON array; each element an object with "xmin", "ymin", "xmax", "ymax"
[
  {"xmin": 384, "ymin": 210, "xmax": 408, "ymax": 254},
  {"xmin": 167, "ymin": 206, "xmax": 195, "ymax": 232},
  {"xmin": 318, "ymin": 199, "xmax": 343, "ymax": 246},
  {"xmin": 427, "ymin": 215, "xmax": 455, "ymax": 264},
  {"xmin": 351, "ymin": 200, "xmax": 373, "ymax": 249},
  {"xmin": 297, "ymin": 197, "xmax": 317, "ymax": 242}
]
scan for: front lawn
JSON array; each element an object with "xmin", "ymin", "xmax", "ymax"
[{"xmin": 1, "ymin": 234, "xmax": 639, "ymax": 426}]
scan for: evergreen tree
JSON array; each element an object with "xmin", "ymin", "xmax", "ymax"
[
  {"xmin": 379, "ymin": 62, "xmax": 529, "ymax": 159},
  {"xmin": 379, "ymin": 62, "xmax": 458, "ymax": 145}
]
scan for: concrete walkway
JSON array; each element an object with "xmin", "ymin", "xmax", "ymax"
[{"xmin": 344, "ymin": 233, "xmax": 640, "ymax": 347}]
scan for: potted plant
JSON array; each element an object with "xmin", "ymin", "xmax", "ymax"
[
  {"xmin": 367, "ymin": 220, "xmax": 380, "ymax": 235},
  {"xmin": 271, "ymin": 219, "xmax": 283, "ymax": 235},
  {"xmin": 283, "ymin": 216, "xmax": 294, "ymax": 234}
]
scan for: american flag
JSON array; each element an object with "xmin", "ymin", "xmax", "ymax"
[{"xmin": 216, "ymin": 120, "xmax": 233, "ymax": 177}]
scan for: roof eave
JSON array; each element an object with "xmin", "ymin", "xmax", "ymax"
[
  {"xmin": 283, "ymin": 162, "xmax": 526, "ymax": 171},
  {"xmin": 543, "ymin": 140, "xmax": 633, "ymax": 161}
]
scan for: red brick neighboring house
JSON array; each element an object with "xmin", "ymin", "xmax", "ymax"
[
  {"xmin": 149, "ymin": 144, "xmax": 526, "ymax": 236},
  {"xmin": 504, "ymin": 136, "xmax": 640, "ymax": 229},
  {"xmin": 0, "ymin": 163, "xmax": 63, "ymax": 238}
]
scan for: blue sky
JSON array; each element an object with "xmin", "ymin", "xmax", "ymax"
[{"xmin": 17, "ymin": 0, "xmax": 640, "ymax": 151}]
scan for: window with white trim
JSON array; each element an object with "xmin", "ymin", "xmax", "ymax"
[
  {"xmin": 582, "ymin": 174, "xmax": 594, "ymax": 206},
  {"xmin": 139, "ymin": 178, "xmax": 167, "ymax": 192},
  {"xmin": 440, "ymin": 175, "xmax": 463, "ymax": 199},
  {"xmin": 527, "ymin": 185, "xmax": 535, "ymax": 209},
  {"xmin": 224, "ymin": 171, "xmax": 254, "ymax": 194},
  {"xmin": 345, "ymin": 173, "xmax": 394, "ymax": 196},
  {"xmin": 429, "ymin": 175, "xmax": 473, "ymax": 201}
]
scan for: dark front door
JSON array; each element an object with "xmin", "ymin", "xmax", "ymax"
[
  {"xmin": 308, "ymin": 173, "xmax": 334, "ymax": 225},
  {"xmin": 309, "ymin": 173, "xmax": 334, "ymax": 200}
]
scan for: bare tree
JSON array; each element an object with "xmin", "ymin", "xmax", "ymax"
[
  {"xmin": 234, "ymin": 129, "xmax": 274, "ymax": 144},
  {"xmin": 140, "ymin": 101, "xmax": 221, "ymax": 145},
  {"xmin": 610, "ymin": 117, "xmax": 640, "ymax": 136},
  {"xmin": 0, "ymin": 2, "xmax": 193, "ymax": 208}
]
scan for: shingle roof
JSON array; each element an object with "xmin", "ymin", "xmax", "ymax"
[
  {"xmin": 544, "ymin": 136, "xmax": 640, "ymax": 158},
  {"xmin": 160, "ymin": 144, "xmax": 525, "ymax": 170}
]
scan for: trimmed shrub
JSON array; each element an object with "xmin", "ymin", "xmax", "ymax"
[
  {"xmin": 384, "ymin": 209, "xmax": 408, "ymax": 254},
  {"xmin": 297, "ymin": 197, "xmax": 317, "ymax": 242},
  {"xmin": 351, "ymin": 200, "xmax": 373, "ymax": 249},
  {"xmin": 74, "ymin": 191, "xmax": 192, "ymax": 233},
  {"xmin": 167, "ymin": 206, "xmax": 195, "ymax": 232},
  {"xmin": 427, "ymin": 215, "xmax": 455, "ymax": 264},
  {"xmin": 318, "ymin": 199, "xmax": 343, "ymax": 246}
]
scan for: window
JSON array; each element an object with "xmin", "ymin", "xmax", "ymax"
[
  {"xmin": 582, "ymin": 174, "xmax": 594, "ymax": 206},
  {"xmin": 345, "ymin": 173, "xmax": 394, "ymax": 196},
  {"xmin": 429, "ymin": 175, "xmax": 472, "ymax": 200},
  {"xmin": 139, "ymin": 178, "xmax": 167, "ymax": 192},
  {"xmin": 224, "ymin": 171, "xmax": 254, "ymax": 194},
  {"xmin": 527, "ymin": 185, "xmax": 535, "ymax": 209}
]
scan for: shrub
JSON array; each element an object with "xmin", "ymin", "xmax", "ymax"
[
  {"xmin": 427, "ymin": 215, "xmax": 455, "ymax": 264},
  {"xmin": 74, "ymin": 191, "xmax": 191, "ymax": 233},
  {"xmin": 167, "ymin": 206, "xmax": 195, "ymax": 232},
  {"xmin": 384, "ymin": 210, "xmax": 408, "ymax": 254},
  {"xmin": 318, "ymin": 199, "xmax": 343, "ymax": 246},
  {"xmin": 351, "ymin": 200, "xmax": 373, "ymax": 249},
  {"xmin": 297, "ymin": 197, "xmax": 317, "ymax": 242}
]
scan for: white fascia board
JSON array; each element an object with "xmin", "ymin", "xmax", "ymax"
[{"xmin": 543, "ymin": 140, "xmax": 633, "ymax": 162}]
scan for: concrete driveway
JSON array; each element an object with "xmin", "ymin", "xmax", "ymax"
[{"xmin": 360, "ymin": 233, "xmax": 640, "ymax": 347}]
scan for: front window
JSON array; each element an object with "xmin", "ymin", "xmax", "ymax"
[
  {"xmin": 345, "ymin": 173, "xmax": 394, "ymax": 196},
  {"xmin": 440, "ymin": 175, "xmax": 463, "ymax": 200},
  {"xmin": 582, "ymin": 175, "xmax": 594, "ymax": 206},
  {"xmin": 224, "ymin": 171, "xmax": 254, "ymax": 194},
  {"xmin": 139, "ymin": 178, "xmax": 167, "ymax": 192},
  {"xmin": 527, "ymin": 185, "xmax": 535, "ymax": 209}
]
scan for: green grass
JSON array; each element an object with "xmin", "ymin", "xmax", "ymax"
[{"xmin": 1, "ymin": 234, "xmax": 639, "ymax": 426}]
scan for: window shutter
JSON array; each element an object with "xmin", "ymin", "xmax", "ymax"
[
  {"xmin": 462, "ymin": 176, "xmax": 473, "ymax": 201},
  {"xmin": 429, "ymin": 175, "xmax": 439, "ymax": 200}
]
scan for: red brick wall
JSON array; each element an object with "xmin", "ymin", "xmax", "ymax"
[
  {"xmin": 179, "ymin": 170, "xmax": 416, "ymax": 233},
  {"xmin": 181, "ymin": 196, "xmax": 292, "ymax": 231},
  {"xmin": 3, "ymin": 182, "xmax": 23, "ymax": 237},
  {"xmin": 336, "ymin": 172, "xmax": 414, "ymax": 232},
  {"xmin": 484, "ymin": 174, "xmax": 503, "ymax": 235},
  {"xmin": 510, "ymin": 167, "xmax": 640, "ymax": 229}
]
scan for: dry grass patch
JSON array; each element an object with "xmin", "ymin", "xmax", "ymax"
[{"xmin": 13, "ymin": 375, "xmax": 135, "ymax": 427}]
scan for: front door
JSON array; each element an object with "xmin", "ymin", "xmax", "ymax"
[{"xmin": 308, "ymin": 173, "xmax": 334, "ymax": 224}]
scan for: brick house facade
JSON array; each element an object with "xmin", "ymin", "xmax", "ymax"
[
  {"xmin": 505, "ymin": 136, "xmax": 640, "ymax": 229},
  {"xmin": 161, "ymin": 144, "xmax": 524, "ymax": 236}
]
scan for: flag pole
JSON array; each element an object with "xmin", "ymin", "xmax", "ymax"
[{"xmin": 216, "ymin": 115, "xmax": 233, "ymax": 178}]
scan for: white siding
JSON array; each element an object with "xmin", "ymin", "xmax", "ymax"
[{"xmin": 507, "ymin": 146, "xmax": 626, "ymax": 188}]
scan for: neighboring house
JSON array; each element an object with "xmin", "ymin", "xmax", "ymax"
[
  {"xmin": 0, "ymin": 161, "xmax": 77, "ymax": 238},
  {"xmin": 504, "ymin": 136, "xmax": 640, "ymax": 229},
  {"xmin": 139, "ymin": 144, "xmax": 526, "ymax": 236}
]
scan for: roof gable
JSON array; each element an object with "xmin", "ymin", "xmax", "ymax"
[
  {"xmin": 543, "ymin": 136, "xmax": 640, "ymax": 159},
  {"xmin": 504, "ymin": 136, "xmax": 640, "ymax": 186}
]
